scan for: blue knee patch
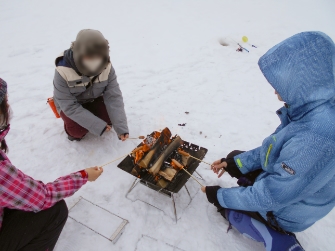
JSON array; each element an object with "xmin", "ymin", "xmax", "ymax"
[{"xmin": 226, "ymin": 210, "xmax": 303, "ymax": 251}]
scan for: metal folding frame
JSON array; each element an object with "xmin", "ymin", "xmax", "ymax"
[
  {"xmin": 135, "ymin": 234, "xmax": 186, "ymax": 251},
  {"xmin": 125, "ymin": 171, "xmax": 205, "ymax": 222},
  {"xmin": 68, "ymin": 196, "xmax": 129, "ymax": 244}
]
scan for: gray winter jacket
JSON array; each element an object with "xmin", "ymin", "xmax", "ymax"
[{"xmin": 53, "ymin": 53, "xmax": 128, "ymax": 136}]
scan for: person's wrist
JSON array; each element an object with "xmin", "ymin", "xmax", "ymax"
[
  {"xmin": 79, "ymin": 170, "xmax": 88, "ymax": 179},
  {"xmin": 119, "ymin": 133, "xmax": 129, "ymax": 139},
  {"xmin": 205, "ymin": 186, "xmax": 221, "ymax": 205}
]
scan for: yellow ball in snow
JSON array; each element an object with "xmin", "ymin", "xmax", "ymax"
[{"xmin": 242, "ymin": 36, "xmax": 248, "ymax": 43}]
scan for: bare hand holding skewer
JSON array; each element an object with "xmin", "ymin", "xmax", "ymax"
[
  {"xmin": 211, "ymin": 159, "xmax": 227, "ymax": 178},
  {"xmin": 85, "ymin": 166, "xmax": 104, "ymax": 181}
]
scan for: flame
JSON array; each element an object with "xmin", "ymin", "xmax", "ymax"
[
  {"xmin": 153, "ymin": 131, "xmax": 161, "ymax": 139},
  {"xmin": 135, "ymin": 150, "xmax": 145, "ymax": 164},
  {"xmin": 142, "ymin": 144, "xmax": 150, "ymax": 152},
  {"xmin": 161, "ymin": 129, "xmax": 172, "ymax": 144},
  {"xmin": 154, "ymin": 175, "xmax": 160, "ymax": 182}
]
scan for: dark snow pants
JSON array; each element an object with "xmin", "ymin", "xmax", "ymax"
[
  {"xmin": 60, "ymin": 96, "xmax": 112, "ymax": 139},
  {"xmin": 0, "ymin": 200, "xmax": 68, "ymax": 251},
  {"xmin": 206, "ymin": 187, "xmax": 303, "ymax": 251}
]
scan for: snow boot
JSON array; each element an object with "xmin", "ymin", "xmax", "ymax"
[{"xmin": 67, "ymin": 135, "xmax": 82, "ymax": 141}]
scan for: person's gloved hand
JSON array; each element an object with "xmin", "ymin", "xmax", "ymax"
[{"xmin": 237, "ymin": 176, "xmax": 254, "ymax": 187}]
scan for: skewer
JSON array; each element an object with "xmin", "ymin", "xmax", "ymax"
[
  {"xmin": 127, "ymin": 136, "xmax": 145, "ymax": 140},
  {"xmin": 171, "ymin": 159, "xmax": 204, "ymax": 187},
  {"xmin": 100, "ymin": 153, "xmax": 132, "ymax": 167},
  {"xmin": 178, "ymin": 149, "xmax": 212, "ymax": 166}
]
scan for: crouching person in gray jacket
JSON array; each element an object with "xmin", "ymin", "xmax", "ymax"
[{"xmin": 53, "ymin": 29, "xmax": 129, "ymax": 141}]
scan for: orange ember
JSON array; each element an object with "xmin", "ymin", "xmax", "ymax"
[
  {"xmin": 135, "ymin": 151, "xmax": 145, "ymax": 164},
  {"xmin": 154, "ymin": 175, "xmax": 160, "ymax": 182},
  {"xmin": 142, "ymin": 144, "xmax": 150, "ymax": 152},
  {"xmin": 153, "ymin": 131, "xmax": 161, "ymax": 139}
]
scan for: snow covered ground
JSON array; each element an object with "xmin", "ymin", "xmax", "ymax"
[{"xmin": 1, "ymin": 0, "xmax": 335, "ymax": 250}]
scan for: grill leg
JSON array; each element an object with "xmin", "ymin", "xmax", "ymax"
[
  {"xmin": 185, "ymin": 185, "xmax": 192, "ymax": 201},
  {"xmin": 171, "ymin": 193, "xmax": 177, "ymax": 223},
  {"xmin": 194, "ymin": 170, "xmax": 205, "ymax": 181},
  {"xmin": 125, "ymin": 178, "xmax": 139, "ymax": 199}
]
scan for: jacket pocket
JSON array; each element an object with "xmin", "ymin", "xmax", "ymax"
[
  {"xmin": 94, "ymin": 81, "xmax": 108, "ymax": 89},
  {"xmin": 69, "ymin": 86, "xmax": 86, "ymax": 95}
]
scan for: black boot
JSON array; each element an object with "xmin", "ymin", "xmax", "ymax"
[{"xmin": 67, "ymin": 135, "xmax": 82, "ymax": 141}]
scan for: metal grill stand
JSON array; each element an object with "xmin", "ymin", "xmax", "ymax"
[{"xmin": 125, "ymin": 171, "xmax": 205, "ymax": 222}]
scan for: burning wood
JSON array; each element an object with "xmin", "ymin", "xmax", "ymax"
[
  {"xmin": 158, "ymin": 168, "xmax": 177, "ymax": 182},
  {"xmin": 132, "ymin": 144, "xmax": 151, "ymax": 164},
  {"xmin": 156, "ymin": 178, "xmax": 169, "ymax": 188},
  {"xmin": 138, "ymin": 128, "xmax": 171, "ymax": 168},
  {"xmin": 138, "ymin": 150, "xmax": 155, "ymax": 168},
  {"xmin": 134, "ymin": 151, "xmax": 144, "ymax": 164},
  {"xmin": 132, "ymin": 146, "xmax": 143, "ymax": 153},
  {"xmin": 118, "ymin": 127, "xmax": 208, "ymax": 193},
  {"xmin": 148, "ymin": 136, "xmax": 183, "ymax": 175}
]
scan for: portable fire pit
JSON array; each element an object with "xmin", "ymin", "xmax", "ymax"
[{"xmin": 118, "ymin": 127, "xmax": 208, "ymax": 221}]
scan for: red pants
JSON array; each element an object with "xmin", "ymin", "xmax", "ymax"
[{"xmin": 60, "ymin": 96, "xmax": 111, "ymax": 138}]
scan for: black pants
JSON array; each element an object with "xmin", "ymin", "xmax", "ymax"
[{"xmin": 0, "ymin": 200, "xmax": 68, "ymax": 251}]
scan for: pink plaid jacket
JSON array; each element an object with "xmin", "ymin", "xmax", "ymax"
[{"xmin": 0, "ymin": 126, "xmax": 88, "ymax": 230}]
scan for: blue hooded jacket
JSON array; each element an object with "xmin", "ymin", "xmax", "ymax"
[{"xmin": 217, "ymin": 32, "xmax": 335, "ymax": 232}]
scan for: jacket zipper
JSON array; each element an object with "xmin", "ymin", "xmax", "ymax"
[{"xmin": 264, "ymin": 144, "xmax": 273, "ymax": 167}]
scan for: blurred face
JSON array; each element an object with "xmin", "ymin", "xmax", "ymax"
[
  {"xmin": 275, "ymin": 90, "xmax": 283, "ymax": 101},
  {"xmin": 82, "ymin": 55, "xmax": 103, "ymax": 72}
]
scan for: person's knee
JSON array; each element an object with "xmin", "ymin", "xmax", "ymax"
[
  {"xmin": 55, "ymin": 200, "xmax": 69, "ymax": 222},
  {"xmin": 66, "ymin": 125, "xmax": 88, "ymax": 138}
]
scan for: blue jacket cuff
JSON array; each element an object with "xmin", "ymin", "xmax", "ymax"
[{"xmin": 217, "ymin": 188, "xmax": 228, "ymax": 208}]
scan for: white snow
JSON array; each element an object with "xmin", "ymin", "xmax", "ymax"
[{"xmin": 1, "ymin": 0, "xmax": 335, "ymax": 250}]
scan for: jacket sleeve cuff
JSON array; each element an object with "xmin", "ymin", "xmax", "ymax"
[
  {"xmin": 118, "ymin": 133, "xmax": 129, "ymax": 140},
  {"xmin": 224, "ymin": 158, "xmax": 243, "ymax": 178},
  {"xmin": 79, "ymin": 170, "xmax": 88, "ymax": 179},
  {"xmin": 217, "ymin": 188, "xmax": 229, "ymax": 208},
  {"xmin": 205, "ymin": 186, "xmax": 221, "ymax": 205}
]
